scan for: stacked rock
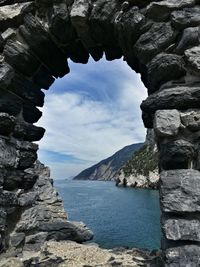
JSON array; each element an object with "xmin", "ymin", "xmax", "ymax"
[{"xmin": 0, "ymin": 0, "xmax": 200, "ymax": 265}]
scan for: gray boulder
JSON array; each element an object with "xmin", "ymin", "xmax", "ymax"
[
  {"xmin": 160, "ymin": 139, "xmax": 195, "ymax": 170},
  {"xmin": 0, "ymin": 87, "xmax": 22, "ymax": 118},
  {"xmin": 163, "ymin": 219, "xmax": 200, "ymax": 241},
  {"xmin": 70, "ymin": 0, "xmax": 99, "ymax": 60},
  {"xmin": 0, "ymin": 113, "xmax": 15, "ymax": 136},
  {"xmin": 10, "ymin": 232, "xmax": 25, "ymax": 248},
  {"xmin": 22, "ymin": 102, "xmax": 42, "ymax": 124},
  {"xmin": 134, "ymin": 22, "xmax": 176, "ymax": 64},
  {"xmin": 18, "ymin": 192, "xmax": 38, "ymax": 207},
  {"xmin": 49, "ymin": 3, "xmax": 76, "ymax": 46},
  {"xmin": 176, "ymin": 26, "xmax": 200, "ymax": 54},
  {"xmin": 7, "ymin": 72, "xmax": 45, "ymax": 107},
  {"xmin": 147, "ymin": 0, "xmax": 195, "ymax": 21},
  {"xmin": 0, "ymin": 138, "xmax": 18, "ymax": 168},
  {"xmin": 181, "ymin": 110, "xmax": 200, "ymax": 131},
  {"xmin": 24, "ymin": 232, "xmax": 48, "ymax": 251},
  {"xmin": 171, "ymin": 6, "xmax": 200, "ymax": 30},
  {"xmin": 165, "ymin": 245, "xmax": 200, "ymax": 266},
  {"xmin": 141, "ymin": 86, "xmax": 200, "ymax": 114},
  {"xmin": 19, "ymin": 14, "xmax": 69, "ymax": 78},
  {"xmin": 0, "ymin": 189, "xmax": 18, "ymax": 206},
  {"xmin": 115, "ymin": 6, "xmax": 145, "ymax": 54},
  {"xmin": 89, "ymin": 0, "xmax": 120, "ymax": 60},
  {"xmin": 185, "ymin": 46, "xmax": 200, "ymax": 75},
  {"xmin": 4, "ymin": 39, "xmax": 40, "ymax": 78},
  {"xmin": 160, "ymin": 170, "xmax": 200, "ymax": 213},
  {"xmin": 13, "ymin": 121, "xmax": 45, "ymax": 142},
  {"xmin": 39, "ymin": 221, "xmax": 94, "ymax": 243},
  {"xmin": 3, "ymin": 169, "xmax": 38, "ymax": 190},
  {"xmin": 154, "ymin": 109, "xmax": 181, "ymax": 137},
  {"xmin": 148, "ymin": 53, "xmax": 186, "ymax": 93}
]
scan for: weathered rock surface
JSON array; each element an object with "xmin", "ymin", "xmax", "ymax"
[
  {"xmin": 154, "ymin": 110, "xmax": 181, "ymax": 137},
  {"xmin": 160, "ymin": 170, "xmax": 200, "ymax": 213},
  {"xmin": 0, "ymin": 113, "xmax": 15, "ymax": 136},
  {"xmin": 148, "ymin": 53, "xmax": 186, "ymax": 93},
  {"xmin": 176, "ymin": 26, "xmax": 200, "ymax": 54},
  {"xmin": 0, "ymin": 160, "xmax": 93, "ymax": 260},
  {"xmin": 163, "ymin": 218, "xmax": 200, "ymax": 241},
  {"xmin": 19, "ymin": 14, "xmax": 70, "ymax": 78},
  {"xmin": 171, "ymin": 6, "xmax": 200, "ymax": 30},
  {"xmin": 147, "ymin": 0, "xmax": 195, "ymax": 22},
  {"xmin": 185, "ymin": 46, "xmax": 200, "ymax": 74},
  {"xmin": 134, "ymin": 22, "xmax": 176, "ymax": 64},
  {"xmin": 181, "ymin": 109, "xmax": 200, "ymax": 131},
  {"xmin": 165, "ymin": 245, "xmax": 200, "ymax": 266},
  {"xmin": 17, "ymin": 241, "xmax": 162, "ymax": 267},
  {"xmin": 141, "ymin": 86, "xmax": 200, "ymax": 127},
  {"xmin": 160, "ymin": 139, "xmax": 195, "ymax": 170}
]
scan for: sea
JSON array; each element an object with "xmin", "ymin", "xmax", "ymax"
[{"xmin": 54, "ymin": 179, "xmax": 161, "ymax": 250}]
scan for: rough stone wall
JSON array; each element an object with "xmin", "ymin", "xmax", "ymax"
[{"xmin": 0, "ymin": 0, "xmax": 200, "ymax": 265}]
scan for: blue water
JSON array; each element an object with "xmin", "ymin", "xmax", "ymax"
[{"xmin": 54, "ymin": 180, "xmax": 161, "ymax": 250}]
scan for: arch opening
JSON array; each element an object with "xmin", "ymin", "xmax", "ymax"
[{"xmin": 37, "ymin": 56, "xmax": 161, "ymax": 250}]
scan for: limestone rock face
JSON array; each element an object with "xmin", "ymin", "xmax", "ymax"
[{"xmin": 116, "ymin": 130, "xmax": 159, "ymax": 189}]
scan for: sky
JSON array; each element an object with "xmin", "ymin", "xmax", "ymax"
[{"xmin": 37, "ymin": 56, "xmax": 147, "ymax": 180}]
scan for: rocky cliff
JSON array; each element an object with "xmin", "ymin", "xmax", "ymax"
[
  {"xmin": 116, "ymin": 130, "xmax": 159, "ymax": 189},
  {"xmin": 73, "ymin": 143, "xmax": 143, "ymax": 181},
  {"xmin": 0, "ymin": 160, "xmax": 93, "ymax": 259},
  {"xmin": 74, "ymin": 130, "xmax": 159, "ymax": 189},
  {"xmin": 116, "ymin": 143, "xmax": 159, "ymax": 189}
]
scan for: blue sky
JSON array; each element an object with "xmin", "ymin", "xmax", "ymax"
[{"xmin": 37, "ymin": 57, "xmax": 147, "ymax": 179}]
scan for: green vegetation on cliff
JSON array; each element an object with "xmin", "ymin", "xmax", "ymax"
[{"xmin": 120, "ymin": 144, "xmax": 158, "ymax": 178}]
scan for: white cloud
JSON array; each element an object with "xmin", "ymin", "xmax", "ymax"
[{"xmin": 37, "ymin": 58, "xmax": 147, "ymax": 179}]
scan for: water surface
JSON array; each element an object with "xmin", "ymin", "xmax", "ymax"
[{"xmin": 55, "ymin": 180, "xmax": 161, "ymax": 250}]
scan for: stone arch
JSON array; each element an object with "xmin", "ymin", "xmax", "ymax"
[{"xmin": 0, "ymin": 0, "xmax": 200, "ymax": 265}]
